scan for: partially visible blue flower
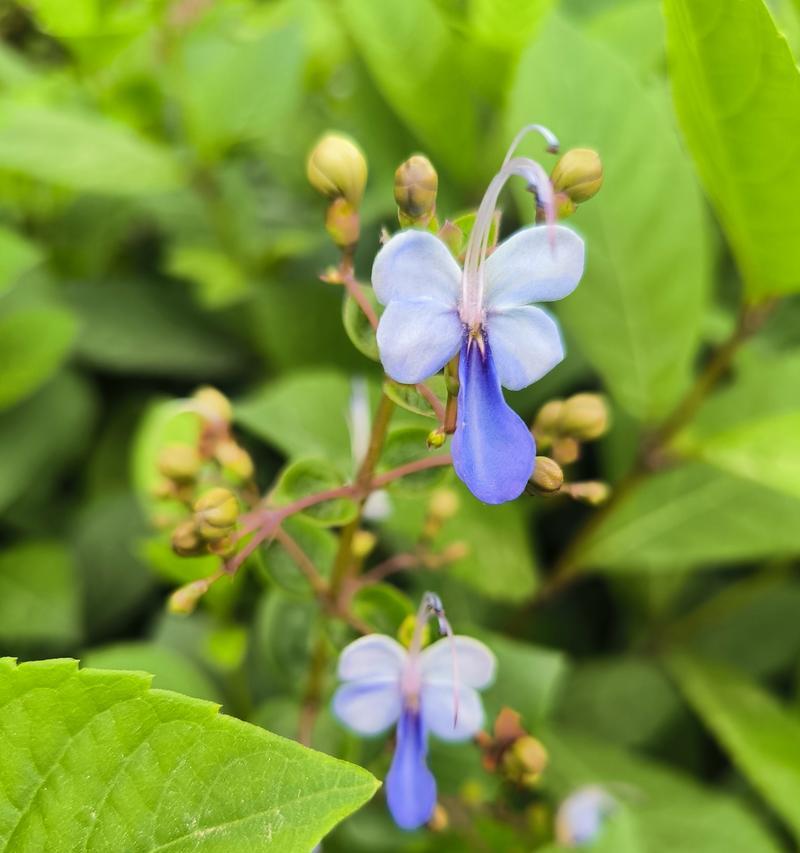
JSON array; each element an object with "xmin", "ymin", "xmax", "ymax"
[
  {"xmin": 331, "ymin": 595, "xmax": 496, "ymax": 830},
  {"xmin": 371, "ymin": 125, "xmax": 585, "ymax": 504},
  {"xmin": 555, "ymin": 785, "xmax": 617, "ymax": 846}
]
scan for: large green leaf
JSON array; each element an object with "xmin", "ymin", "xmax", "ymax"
[
  {"xmin": 577, "ymin": 462, "xmax": 800, "ymax": 572},
  {"xmin": 543, "ymin": 726, "xmax": 781, "ymax": 852},
  {"xmin": 669, "ymin": 655, "xmax": 800, "ymax": 841},
  {"xmin": 0, "ymin": 658, "xmax": 378, "ymax": 851},
  {"xmin": 0, "ymin": 226, "xmax": 41, "ymax": 293},
  {"xmin": 508, "ymin": 14, "xmax": 711, "ymax": 420},
  {"xmin": 0, "ymin": 103, "xmax": 180, "ymax": 195},
  {"xmin": 663, "ymin": 0, "xmax": 800, "ymax": 298},
  {"xmin": 0, "ymin": 541, "xmax": 80, "ymax": 645},
  {"xmin": 0, "ymin": 305, "xmax": 76, "ymax": 411}
]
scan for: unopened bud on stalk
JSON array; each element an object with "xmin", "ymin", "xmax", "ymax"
[
  {"xmin": 325, "ymin": 197, "xmax": 360, "ymax": 249},
  {"xmin": 158, "ymin": 443, "xmax": 201, "ymax": 482},
  {"xmin": 215, "ymin": 440, "xmax": 254, "ymax": 482},
  {"xmin": 560, "ymin": 393, "xmax": 610, "ymax": 441},
  {"xmin": 426, "ymin": 427, "xmax": 446, "ymax": 449},
  {"xmin": 207, "ymin": 535, "xmax": 237, "ymax": 559},
  {"xmin": 568, "ymin": 481, "xmax": 611, "ymax": 506},
  {"xmin": 551, "ymin": 148, "xmax": 603, "ymax": 204},
  {"xmin": 440, "ymin": 541, "xmax": 469, "ymax": 562},
  {"xmin": 352, "ymin": 530, "xmax": 377, "ymax": 559},
  {"xmin": 394, "ymin": 154, "xmax": 438, "ymax": 226},
  {"xmin": 168, "ymin": 579, "xmax": 208, "ymax": 615},
  {"xmin": 532, "ymin": 399, "xmax": 565, "ymax": 448},
  {"xmin": 502, "ymin": 735, "xmax": 549, "ymax": 787},
  {"xmin": 552, "ymin": 436, "xmax": 580, "ymax": 466},
  {"xmin": 193, "ymin": 386, "xmax": 232, "ymax": 424},
  {"xmin": 531, "ymin": 456, "xmax": 564, "ymax": 495},
  {"xmin": 428, "ymin": 804, "xmax": 449, "ymax": 832},
  {"xmin": 194, "ymin": 487, "xmax": 239, "ymax": 540},
  {"xmin": 306, "ymin": 132, "xmax": 368, "ymax": 205}
]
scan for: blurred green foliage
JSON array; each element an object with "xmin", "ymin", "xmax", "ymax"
[{"xmin": 2, "ymin": 0, "xmax": 800, "ymax": 850}]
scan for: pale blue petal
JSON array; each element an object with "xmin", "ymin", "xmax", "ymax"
[
  {"xmin": 332, "ymin": 680, "xmax": 402, "ymax": 735},
  {"xmin": 484, "ymin": 224, "xmax": 585, "ymax": 310},
  {"xmin": 372, "ymin": 229, "xmax": 461, "ymax": 307},
  {"xmin": 419, "ymin": 636, "xmax": 496, "ymax": 689},
  {"xmin": 376, "ymin": 298, "xmax": 463, "ymax": 384},
  {"xmin": 338, "ymin": 634, "xmax": 407, "ymax": 682},
  {"xmin": 421, "ymin": 683, "xmax": 485, "ymax": 742},
  {"xmin": 451, "ymin": 338, "xmax": 536, "ymax": 504},
  {"xmin": 556, "ymin": 787, "xmax": 616, "ymax": 846},
  {"xmin": 386, "ymin": 709, "xmax": 437, "ymax": 830},
  {"xmin": 486, "ymin": 305, "xmax": 565, "ymax": 391}
]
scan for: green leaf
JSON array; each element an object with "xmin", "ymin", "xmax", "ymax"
[
  {"xmin": 64, "ymin": 279, "xmax": 245, "ymax": 377},
  {"xmin": 379, "ymin": 426, "xmax": 450, "ymax": 493},
  {"xmin": 0, "ymin": 305, "xmax": 76, "ymax": 410},
  {"xmin": 342, "ymin": 285, "xmax": 380, "ymax": 362},
  {"xmin": 352, "ymin": 584, "xmax": 414, "ymax": 635},
  {"xmin": 273, "ymin": 458, "xmax": 358, "ymax": 528},
  {"xmin": 0, "ymin": 658, "xmax": 378, "ymax": 850},
  {"xmin": 467, "ymin": 0, "xmax": 553, "ymax": 49},
  {"xmin": 577, "ymin": 462, "xmax": 800, "ymax": 572},
  {"xmin": 663, "ymin": 0, "xmax": 800, "ymax": 298},
  {"xmin": 543, "ymin": 726, "xmax": 782, "ymax": 852},
  {"xmin": 0, "ymin": 541, "xmax": 80, "ymax": 645},
  {"xmin": 166, "ymin": 245, "xmax": 249, "ymax": 309},
  {"xmin": 82, "ymin": 642, "xmax": 222, "ymax": 703},
  {"xmin": 382, "ymin": 484, "xmax": 538, "ymax": 601},
  {"xmin": 0, "ymin": 372, "xmax": 96, "ymax": 516},
  {"xmin": 669, "ymin": 655, "xmax": 800, "ymax": 842},
  {"xmin": 339, "ymin": 0, "xmax": 483, "ymax": 183},
  {"xmin": 259, "ymin": 515, "xmax": 337, "ymax": 596},
  {"xmin": 0, "ymin": 225, "xmax": 41, "ymax": 293},
  {"xmin": 0, "ymin": 103, "xmax": 180, "ymax": 195},
  {"xmin": 236, "ymin": 371, "xmax": 357, "ymax": 469},
  {"xmin": 382, "ymin": 375, "xmax": 447, "ymax": 420},
  {"xmin": 508, "ymin": 14, "xmax": 711, "ymax": 420}
]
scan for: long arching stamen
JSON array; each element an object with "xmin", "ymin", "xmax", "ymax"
[{"xmin": 503, "ymin": 123, "xmax": 560, "ymax": 164}]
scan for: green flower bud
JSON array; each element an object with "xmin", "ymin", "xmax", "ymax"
[
  {"xmin": 551, "ymin": 148, "xmax": 603, "ymax": 204},
  {"xmin": 532, "ymin": 399, "xmax": 565, "ymax": 448},
  {"xmin": 194, "ymin": 487, "xmax": 238, "ymax": 540},
  {"xmin": 552, "ymin": 436, "xmax": 580, "ymax": 466},
  {"xmin": 428, "ymin": 804, "xmax": 449, "ymax": 832},
  {"xmin": 426, "ymin": 427, "xmax": 446, "ymax": 449},
  {"xmin": 568, "ymin": 481, "xmax": 611, "ymax": 506},
  {"xmin": 325, "ymin": 197, "xmax": 360, "ymax": 249},
  {"xmin": 306, "ymin": 132, "xmax": 368, "ymax": 205},
  {"xmin": 352, "ymin": 530, "xmax": 377, "ymax": 559},
  {"xmin": 394, "ymin": 154, "xmax": 438, "ymax": 225},
  {"xmin": 502, "ymin": 735, "xmax": 549, "ymax": 786},
  {"xmin": 193, "ymin": 386, "xmax": 232, "ymax": 424},
  {"xmin": 215, "ymin": 440, "xmax": 254, "ymax": 483},
  {"xmin": 168, "ymin": 579, "xmax": 208, "ymax": 615},
  {"xmin": 171, "ymin": 520, "xmax": 205, "ymax": 557},
  {"xmin": 207, "ymin": 535, "xmax": 237, "ymax": 559},
  {"xmin": 531, "ymin": 456, "xmax": 564, "ymax": 495},
  {"xmin": 560, "ymin": 393, "xmax": 610, "ymax": 441},
  {"xmin": 158, "ymin": 443, "xmax": 201, "ymax": 482}
]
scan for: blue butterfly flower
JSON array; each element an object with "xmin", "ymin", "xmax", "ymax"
[{"xmin": 372, "ymin": 126, "xmax": 586, "ymax": 503}]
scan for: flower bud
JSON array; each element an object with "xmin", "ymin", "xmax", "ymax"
[
  {"xmin": 194, "ymin": 487, "xmax": 238, "ymax": 540},
  {"xmin": 192, "ymin": 385, "xmax": 232, "ymax": 424},
  {"xmin": 551, "ymin": 148, "xmax": 603, "ymax": 204},
  {"xmin": 568, "ymin": 481, "xmax": 611, "ymax": 506},
  {"xmin": 426, "ymin": 428, "xmax": 446, "ymax": 449},
  {"xmin": 560, "ymin": 393, "xmax": 610, "ymax": 441},
  {"xmin": 215, "ymin": 440, "xmax": 254, "ymax": 482},
  {"xmin": 168, "ymin": 579, "xmax": 208, "ymax": 615},
  {"xmin": 158, "ymin": 443, "xmax": 201, "ymax": 482},
  {"xmin": 552, "ymin": 436, "xmax": 580, "ymax": 466},
  {"xmin": 325, "ymin": 197, "xmax": 360, "ymax": 249},
  {"xmin": 306, "ymin": 132, "xmax": 368, "ymax": 205},
  {"xmin": 502, "ymin": 735, "xmax": 549, "ymax": 787},
  {"xmin": 394, "ymin": 154, "xmax": 438, "ymax": 226},
  {"xmin": 352, "ymin": 529, "xmax": 377, "ymax": 559},
  {"xmin": 171, "ymin": 519, "xmax": 205, "ymax": 557},
  {"xmin": 531, "ymin": 456, "xmax": 564, "ymax": 495},
  {"xmin": 428, "ymin": 803, "xmax": 449, "ymax": 832},
  {"xmin": 207, "ymin": 535, "xmax": 237, "ymax": 559},
  {"xmin": 532, "ymin": 399, "xmax": 565, "ymax": 448},
  {"xmin": 429, "ymin": 487, "xmax": 460, "ymax": 520}
]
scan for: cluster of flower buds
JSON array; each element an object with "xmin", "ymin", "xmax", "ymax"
[
  {"xmin": 548, "ymin": 148, "xmax": 603, "ymax": 219},
  {"xmin": 394, "ymin": 154, "xmax": 438, "ymax": 228},
  {"xmin": 307, "ymin": 132, "xmax": 368, "ymax": 253},
  {"xmin": 476, "ymin": 707, "xmax": 549, "ymax": 789},
  {"xmin": 152, "ymin": 386, "xmax": 254, "ymax": 565}
]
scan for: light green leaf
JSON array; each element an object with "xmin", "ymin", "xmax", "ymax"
[
  {"xmin": 468, "ymin": 0, "xmax": 553, "ymax": 49},
  {"xmin": 543, "ymin": 726, "xmax": 782, "ymax": 852},
  {"xmin": 508, "ymin": 14, "xmax": 711, "ymax": 420},
  {"xmin": 669, "ymin": 655, "xmax": 800, "ymax": 841},
  {"xmin": 64, "ymin": 279, "xmax": 245, "ymax": 377},
  {"xmin": 0, "ymin": 658, "xmax": 378, "ymax": 850},
  {"xmin": 0, "ymin": 103, "xmax": 180, "ymax": 195},
  {"xmin": 663, "ymin": 0, "xmax": 800, "ymax": 298},
  {"xmin": 82, "ymin": 642, "xmax": 222, "ymax": 703},
  {"xmin": 578, "ymin": 462, "xmax": 800, "ymax": 572},
  {"xmin": 0, "ymin": 226, "xmax": 41, "ymax": 293},
  {"xmin": 382, "ymin": 376, "xmax": 447, "ymax": 420},
  {"xmin": 0, "ymin": 306, "xmax": 76, "ymax": 410},
  {"xmin": 259, "ymin": 515, "xmax": 337, "ymax": 596},
  {"xmin": 273, "ymin": 458, "xmax": 358, "ymax": 528},
  {"xmin": 166, "ymin": 245, "xmax": 249, "ymax": 309},
  {"xmin": 342, "ymin": 285, "xmax": 380, "ymax": 362},
  {"xmin": 0, "ymin": 541, "xmax": 80, "ymax": 644}
]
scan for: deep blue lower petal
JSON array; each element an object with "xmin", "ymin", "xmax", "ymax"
[
  {"xmin": 386, "ymin": 709, "xmax": 437, "ymax": 830},
  {"xmin": 451, "ymin": 336, "xmax": 536, "ymax": 504}
]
